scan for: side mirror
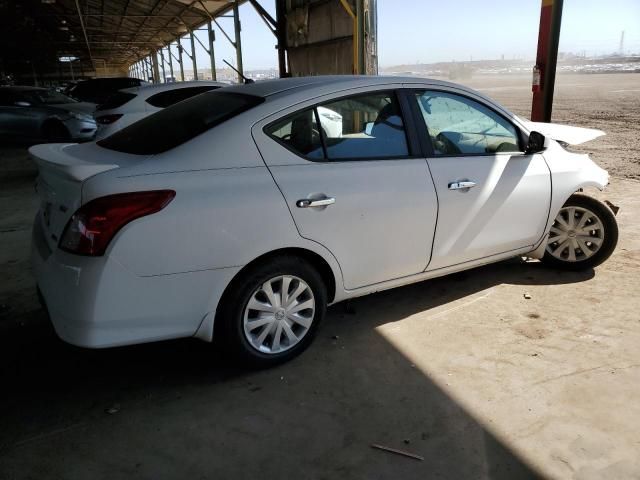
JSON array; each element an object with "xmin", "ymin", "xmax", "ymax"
[
  {"xmin": 14, "ymin": 101, "xmax": 31, "ymax": 107},
  {"xmin": 525, "ymin": 130, "xmax": 545, "ymax": 154}
]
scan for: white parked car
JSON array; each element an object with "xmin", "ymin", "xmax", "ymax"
[
  {"xmin": 31, "ymin": 76, "xmax": 618, "ymax": 367},
  {"xmin": 94, "ymin": 81, "xmax": 225, "ymax": 139}
]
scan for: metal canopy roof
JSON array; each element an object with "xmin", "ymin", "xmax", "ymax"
[{"xmin": 0, "ymin": 0, "xmax": 246, "ymax": 78}]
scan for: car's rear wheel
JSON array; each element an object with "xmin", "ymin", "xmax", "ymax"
[
  {"xmin": 42, "ymin": 120, "xmax": 71, "ymax": 142},
  {"xmin": 541, "ymin": 193, "xmax": 618, "ymax": 271},
  {"xmin": 217, "ymin": 256, "xmax": 327, "ymax": 367}
]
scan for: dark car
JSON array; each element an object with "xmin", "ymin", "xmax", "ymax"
[
  {"xmin": 0, "ymin": 86, "xmax": 97, "ymax": 142},
  {"xmin": 65, "ymin": 77, "xmax": 149, "ymax": 104}
]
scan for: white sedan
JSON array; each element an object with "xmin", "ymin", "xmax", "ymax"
[
  {"xmin": 31, "ymin": 76, "xmax": 618, "ymax": 367},
  {"xmin": 94, "ymin": 80, "xmax": 225, "ymax": 139}
]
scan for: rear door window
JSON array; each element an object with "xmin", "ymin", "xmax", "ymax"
[
  {"xmin": 264, "ymin": 91, "xmax": 410, "ymax": 161},
  {"xmin": 265, "ymin": 108, "xmax": 324, "ymax": 159},
  {"xmin": 320, "ymin": 92, "xmax": 409, "ymax": 160},
  {"xmin": 97, "ymin": 91, "xmax": 264, "ymax": 155},
  {"xmin": 146, "ymin": 86, "xmax": 220, "ymax": 108}
]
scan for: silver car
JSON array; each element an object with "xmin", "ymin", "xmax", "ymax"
[{"xmin": 0, "ymin": 86, "xmax": 96, "ymax": 142}]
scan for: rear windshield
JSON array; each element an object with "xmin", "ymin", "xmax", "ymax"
[
  {"xmin": 146, "ymin": 85, "xmax": 220, "ymax": 108},
  {"xmin": 96, "ymin": 92, "xmax": 137, "ymax": 111},
  {"xmin": 97, "ymin": 91, "xmax": 264, "ymax": 155}
]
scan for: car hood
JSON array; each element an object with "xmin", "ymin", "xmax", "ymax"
[
  {"xmin": 522, "ymin": 120, "xmax": 605, "ymax": 145},
  {"xmin": 52, "ymin": 101, "xmax": 97, "ymax": 115}
]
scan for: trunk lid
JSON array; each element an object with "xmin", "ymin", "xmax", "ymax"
[{"xmin": 30, "ymin": 142, "xmax": 124, "ymax": 251}]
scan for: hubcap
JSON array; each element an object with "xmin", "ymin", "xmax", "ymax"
[
  {"xmin": 546, "ymin": 206, "xmax": 605, "ymax": 262},
  {"xmin": 243, "ymin": 275, "xmax": 315, "ymax": 354}
]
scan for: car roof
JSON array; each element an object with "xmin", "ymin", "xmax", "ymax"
[
  {"xmin": 212, "ymin": 75, "xmax": 515, "ymax": 120},
  {"xmin": 218, "ymin": 75, "xmax": 467, "ymax": 98},
  {"xmin": 120, "ymin": 80, "xmax": 226, "ymax": 95}
]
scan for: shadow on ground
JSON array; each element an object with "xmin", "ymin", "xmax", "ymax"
[{"xmin": 0, "ymin": 259, "xmax": 593, "ymax": 479}]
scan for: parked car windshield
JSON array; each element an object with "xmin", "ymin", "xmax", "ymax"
[
  {"xmin": 22, "ymin": 89, "xmax": 77, "ymax": 105},
  {"xmin": 97, "ymin": 91, "xmax": 264, "ymax": 155}
]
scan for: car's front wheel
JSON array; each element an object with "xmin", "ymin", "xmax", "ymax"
[
  {"xmin": 217, "ymin": 256, "xmax": 327, "ymax": 367},
  {"xmin": 542, "ymin": 193, "xmax": 618, "ymax": 271}
]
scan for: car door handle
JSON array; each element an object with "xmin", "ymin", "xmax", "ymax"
[
  {"xmin": 296, "ymin": 197, "xmax": 336, "ymax": 208},
  {"xmin": 448, "ymin": 181, "xmax": 477, "ymax": 190}
]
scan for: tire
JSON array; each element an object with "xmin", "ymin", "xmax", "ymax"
[
  {"xmin": 42, "ymin": 120, "xmax": 71, "ymax": 142},
  {"xmin": 541, "ymin": 193, "xmax": 618, "ymax": 271},
  {"xmin": 217, "ymin": 256, "xmax": 327, "ymax": 367}
]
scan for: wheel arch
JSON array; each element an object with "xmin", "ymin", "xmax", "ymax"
[
  {"xmin": 227, "ymin": 247, "xmax": 337, "ymax": 303},
  {"xmin": 528, "ymin": 181, "xmax": 611, "ymax": 259},
  {"xmin": 204, "ymin": 247, "xmax": 339, "ymax": 343}
]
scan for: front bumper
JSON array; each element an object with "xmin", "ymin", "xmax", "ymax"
[{"xmin": 31, "ymin": 213, "xmax": 239, "ymax": 348}]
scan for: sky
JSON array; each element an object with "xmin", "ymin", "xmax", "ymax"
[{"xmin": 174, "ymin": 0, "xmax": 640, "ymax": 71}]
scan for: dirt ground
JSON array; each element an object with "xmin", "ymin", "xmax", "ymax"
[{"xmin": 1, "ymin": 73, "xmax": 639, "ymax": 479}]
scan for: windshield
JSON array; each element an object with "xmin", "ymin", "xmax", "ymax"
[
  {"xmin": 97, "ymin": 91, "xmax": 264, "ymax": 155},
  {"xmin": 23, "ymin": 89, "xmax": 77, "ymax": 105}
]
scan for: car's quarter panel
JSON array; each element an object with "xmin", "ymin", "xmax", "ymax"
[
  {"xmin": 87, "ymin": 166, "xmax": 311, "ymax": 277},
  {"xmin": 425, "ymin": 153, "xmax": 551, "ymax": 270}
]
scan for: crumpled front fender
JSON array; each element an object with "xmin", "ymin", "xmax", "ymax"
[{"xmin": 528, "ymin": 141, "xmax": 609, "ymax": 257}]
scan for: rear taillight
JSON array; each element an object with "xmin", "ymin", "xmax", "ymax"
[
  {"xmin": 59, "ymin": 190, "xmax": 175, "ymax": 256},
  {"xmin": 95, "ymin": 114, "xmax": 123, "ymax": 125}
]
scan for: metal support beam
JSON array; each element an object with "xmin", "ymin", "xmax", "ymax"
[
  {"xmin": 160, "ymin": 49, "xmax": 166, "ymax": 82},
  {"xmin": 190, "ymin": 30, "xmax": 198, "ymax": 80},
  {"xmin": 356, "ymin": 0, "xmax": 365, "ymax": 75},
  {"xmin": 233, "ymin": 1, "xmax": 244, "ymax": 82},
  {"xmin": 74, "ymin": 0, "xmax": 95, "ymax": 69},
  {"xmin": 275, "ymin": 0, "xmax": 287, "ymax": 77},
  {"xmin": 248, "ymin": 0, "xmax": 277, "ymax": 35},
  {"xmin": 178, "ymin": 44, "xmax": 185, "ymax": 81},
  {"xmin": 531, "ymin": 0, "xmax": 564, "ymax": 122},
  {"xmin": 207, "ymin": 21, "xmax": 217, "ymax": 80},
  {"xmin": 339, "ymin": 0, "xmax": 358, "ymax": 74},
  {"xmin": 146, "ymin": 56, "xmax": 154, "ymax": 82},
  {"xmin": 194, "ymin": 0, "xmax": 237, "ymax": 50},
  {"xmin": 168, "ymin": 44, "xmax": 175, "ymax": 81},
  {"xmin": 152, "ymin": 53, "xmax": 160, "ymax": 83}
]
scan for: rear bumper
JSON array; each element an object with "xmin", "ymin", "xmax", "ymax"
[{"xmin": 31, "ymin": 214, "xmax": 239, "ymax": 348}]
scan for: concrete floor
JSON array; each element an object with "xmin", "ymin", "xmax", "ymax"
[{"xmin": 1, "ymin": 145, "xmax": 639, "ymax": 480}]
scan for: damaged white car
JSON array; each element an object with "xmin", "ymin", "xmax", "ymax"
[{"xmin": 31, "ymin": 76, "xmax": 618, "ymax": 366}]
